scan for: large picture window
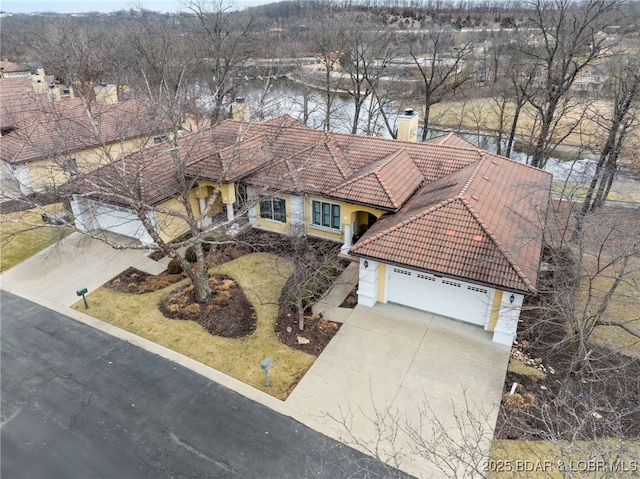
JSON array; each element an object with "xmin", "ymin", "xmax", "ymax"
[
  {"xmin": 259, "ymin": 197, "xmax": 286, "ymax": 223},
  {"xmin": 311, "ymin": 200, "xmax": 340, "ymax": 230}
]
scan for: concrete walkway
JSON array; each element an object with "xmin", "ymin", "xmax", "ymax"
[
  {"xmin": 286, "ymin": 303, "xmax": 511, "ymax": 478},
  {"xmin": 311, "ymin": 261, "xmax": 359, "ymax": 323}
]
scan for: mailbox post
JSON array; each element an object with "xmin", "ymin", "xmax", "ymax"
[
  {"xmin": 76, "ymin": 288, "xmax": 89, "ymax": 309},
  {"xmin": 260, "ymin": 357, "xmax": 272, "ymax": 387}
]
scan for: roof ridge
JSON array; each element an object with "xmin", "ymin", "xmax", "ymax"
[
  {"xmin": 373, "ymin": 150, "xmax": 408, "ymax": 209},
  {"xmin": 458, "ymin": 156, "xmax": 485, "ymax": 196},
  {"xmin": 459, "ymin": 196, "xmax": 535, "ymax": 292},
  {"xmin": 323, "ymin": 133, "xmax": 353, "ymax": 179}
]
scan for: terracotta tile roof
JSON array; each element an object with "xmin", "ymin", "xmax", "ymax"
[
  {"xmin": 350, "ymin": 155, "xmax": 552, "ymax": 293},
  {"xmin": 69, "ymin": 141, "xmax": 184, "ymax": 207},
  {"xmin": 0, "ymin": 99, "xmax": 167, "ymax": 164},
  {"xmin": 425, "ymin": 132, "xmax": 481, "ymax": 150},
  {"xmin": 74, "ymin": 117, "xmax": 299, "ymax": 205},
  {"xmin": 185, "ymin": 133, "xmax": 276, "ymax": 183},
  {"xmin": 0, "ymin": 61, "xmax": 31, "ymax": 74},
  {"xmin": 330, "ymin": 133, "xmax": 481, "ymax": 183},
  {"xmin": 326, "ymin": 149, "xmax": 423, "ymax": 210}
]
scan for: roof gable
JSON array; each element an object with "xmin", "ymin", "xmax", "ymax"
[
  {"xmin": 351, "ymin": 155, "xmax": 552, "ymax": 292},
  {"xmin": 327, "ymin": 149, "xmax": 422, "ymax": 210}
]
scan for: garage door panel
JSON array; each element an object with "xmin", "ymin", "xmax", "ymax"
[
  {"xmin": 387, "ymin": 267, "xmax": 493, "ymax": 326},
  {"xmin": 88, "ymin": 200, "xmax": 152, "ymax": 243}
]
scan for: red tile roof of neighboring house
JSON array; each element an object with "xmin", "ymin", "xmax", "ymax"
[
  {"xmin": 0, "ymin": 61, "xmax": 30, "ymax": 74},
  {"xmin": 350, "ymin": 155, "xmax": 552, "ymax": 293},
  {"xmin": 0, "ymin": 98, "xmax": 168, "ymax": 164},
  {"xmin": 69, "ymin": 140, "xmax": 184, "ymax": 207}
]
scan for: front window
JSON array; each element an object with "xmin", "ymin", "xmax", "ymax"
[
  {"xmin": 311, "ymin": 200, "xmax": 340, "ymax": 230},
  {"xmin": 259, "ymin": 197, "xmax": 286, "ymax": 223}
]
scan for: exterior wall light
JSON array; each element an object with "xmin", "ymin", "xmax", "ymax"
[
  {"xmin": 509, "ymin": 294, "xmax": 515, "ymax": 304},
  {"xmin": 364, "ymin": 260, "xmax": 369, "ymax": 268}
]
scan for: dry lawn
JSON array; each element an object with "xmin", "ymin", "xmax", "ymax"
[
  {"xmin": 489, "ymin": 440, "xmax": 640, "ymax": 478},
  {"xmin": 72, "ymin": 252, "xmax": 316, "ymax": 400},
  {"xmin": 0, "ymin": 205, "xmax": 71, "ymax": 272},
  {"xmin": 577, "ymin": 252, "xmax": 640, "ymax": 358},
  {"xmin": 429, "ymin": 98, "xmax": 640, "ymax": 152}
]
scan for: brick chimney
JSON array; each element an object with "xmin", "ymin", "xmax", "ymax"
[{"xmin": 397, "ymin": 108, "xmax": 419, "ymax": 142}]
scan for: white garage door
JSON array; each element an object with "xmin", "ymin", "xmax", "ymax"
[
  {"xmin": 90, "ymin": 201, "xmax": 153, "ymax": 244},
  {"xmin": 387, "ymin": 266, "xmax": 494, "ymax": 326}
]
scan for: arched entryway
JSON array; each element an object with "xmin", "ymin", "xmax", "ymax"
[{"xmin": 341, "ymin": 210, "xmax": 381, "ymax": 255}]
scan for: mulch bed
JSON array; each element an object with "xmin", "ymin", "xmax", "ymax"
[
  {"xmin": 339, "ymin": 287, "xmax": 358, "ymax": 309},
  {"xmin": 158, "ymin": 274, "xmax": 257, "ymax": 338},
  {"xmin": 275, "ymin": 304, "xmax": 341, "ymax": 357},
  {"xmin": 105, "ymin": 267, "xmax": 184, "ymax": 294}
]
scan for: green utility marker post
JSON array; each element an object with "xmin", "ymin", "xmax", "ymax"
[
  {"xmin": 76, "ymin": 288, "xmax": 89, "ymax": 309},
  {"xmin": 260, "ymin": 357, "xmax": 272, "ymax": 387}
]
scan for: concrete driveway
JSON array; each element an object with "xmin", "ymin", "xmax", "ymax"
[
  {"xmin": 286, "ymin": 302, "xmax": 511, "ymax": 478},
  {"xmin": 0, "ymin": 232, "xmax": 167, "ymax": 307}
]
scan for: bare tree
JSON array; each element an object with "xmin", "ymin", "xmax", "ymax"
[
  {"xmin": 520, "ymin": 0, "xmax": 623, "ymax": 169},
  {"xmin": 305, "ymin": 15, "xmax": 346, "ymax": 131},
  {"xmin": 187, "ymin": 0, "xmax": 257, "ymax": 124},
  {"xmin": 408, "ymin": 23, "xmax": 472, "ymax": 140},
  {"xmin": 336, "ymin": 15, "xmax": 397, "ymax": 135},
  {"xmin": 578, "ymin": 56, "xmax": 640, "ymax": 216}
]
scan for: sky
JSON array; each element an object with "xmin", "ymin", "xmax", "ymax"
[{"xmin": 0, "ymin": 0, "xmax": 270, "ymax": 14}]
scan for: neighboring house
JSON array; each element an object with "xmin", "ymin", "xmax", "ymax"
[
  {"xmin": 70, "ymin": 111, "xmax": 552, "ymax": 347},
  {"xmin": 572, "ymin": 64, "xmax": 608, "ymax": 93},
  {"xmin": 0, "ymin": 92, "xmax": 169, "ymax": 195},
  {"xmin": 0, "ymin": 61, "xmax": 74, "ymax": 100},
  {"xmin": 316, "ymin": 51, "xmax": 342, "ymax": 72}
]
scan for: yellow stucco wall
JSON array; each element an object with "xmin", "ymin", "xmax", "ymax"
[
  {"xmin": 487, "ymin": 289, "xmax": 504, "ymax": 332},
  {"xmin": 377, "ymin": 262, "xmax": 387, "ymax": 303},
  {"xmin": 26, "ymin": 135, "xmax": 154, "ymax": 191},
  {"xmin": 155, "ymin": 198, "xmax": 190, "ymax": 243},
  {"xmin": 219, "ymin": 183, "xmax": 236, "ymax": 205},
  {"xmin": 187, "ymin": 184, "xmax": 223, "ymax": 218},
  {"xmin": 302, "ymin": 195, "xmax": 387, "ymax": 241}
]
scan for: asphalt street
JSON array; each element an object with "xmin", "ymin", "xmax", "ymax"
[{"xmin": 1, "ymin": 290, "xmax": 407, "ymax": 479}]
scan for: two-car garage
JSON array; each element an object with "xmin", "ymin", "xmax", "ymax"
[{"xmin": 386, "ymin": 266, "xmax": 495, "ymax": 327}]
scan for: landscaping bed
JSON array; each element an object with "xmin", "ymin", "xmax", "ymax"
[
  {"xmin": 106, "ymin": 266, "xmax": 184, "ymax": 293},
  {"xmin": 158, "ymin": 274, "xmax": 257, "ymax": 338},
  {"xmin": 275, "ymin": 305, "xmax": 340, "ymax": 357},
  {"xmin": 104, "ymin": 230, "xmax": 347, "ymax": 353}
]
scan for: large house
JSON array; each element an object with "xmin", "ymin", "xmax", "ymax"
[{"xmin": 70, "ymin": 111, "xmax": 552, "ymax": 346}]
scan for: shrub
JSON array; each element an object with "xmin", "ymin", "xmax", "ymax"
[
  {"xmin": 167, "ymin": 259, "xmax": 183, "ymax": 274},
  {"xmin": 184, "ymin": 246, "xmax": 197, "ymax": 263}
]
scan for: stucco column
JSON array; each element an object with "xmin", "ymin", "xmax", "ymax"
[
  {"xmin": 226, "ymin": 204, "xmax": 235, "ymax": 222},
  {"xmin": 199, "ymin": 198, "xmax": 212, "ymax": 226},
  {"xmin": 341, "ymin": 223, "xmax": 352, "ymax": 254}
]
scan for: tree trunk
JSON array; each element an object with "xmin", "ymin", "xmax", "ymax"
[{"xmin": 421, "ymin": 90, "xmax": 432, "ymax": 141}]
